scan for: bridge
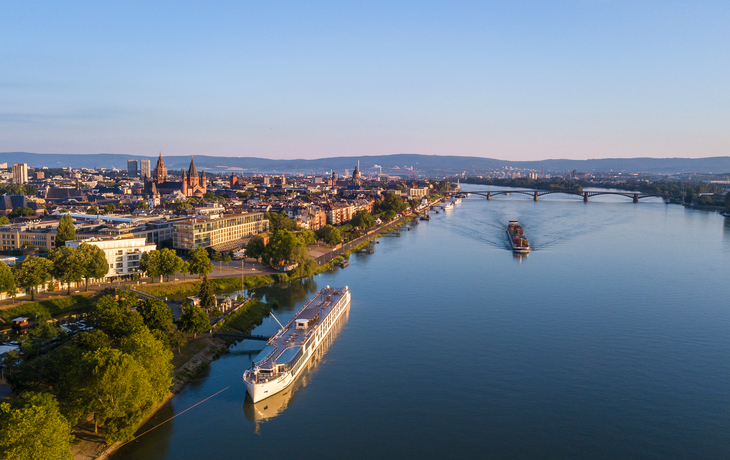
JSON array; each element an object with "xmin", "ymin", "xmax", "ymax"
[
  {"xmin": 447, "ymin": 189, "xmax": 679, "ymax": 203},
  {"xmin": 211, "ymin": 333, "xmax": 271, "ymax": 341}
]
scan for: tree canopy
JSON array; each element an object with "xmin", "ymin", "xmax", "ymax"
[
  {"xmin": 0, "ymin": 261, "xmax": 15, "ymax": 297},
  {"xmin": 55, "ymin": 215, "xmax": 76, "ymax": 248},
  {"xmin": 297, "ymin": 229, "xmax": 317, "ymax": 245},
  {"xmin": 375, "ymin": 192, "xmax": 408, "ymax": 214},
  {"xmin": 262, "ymin": 230, "xmax": 307, "ymax": 266},
  {"xmin": 0, "ymin": 392, "xmax": 74, "ymax": 460},
  {"xmin": 49, "ymin": 246, "xmax": 84, "ymax": 294},
  {"xmin": 317, "ymin": 225, "xmax": 343, "ymax": 245},
  {"xmin": 77, "ymin": 243, "xmax": 109, "ymax": 290},
  {"xmin": 265, "ymin": 212, "xmax": 298, "ymax": 231},
  {"xmin": 187, "ymin": 247, "xmax": 213, "ymax": 278},
  {"xmin": 137, "ymin": 298, "xmax": 175, "ymax": 333},
  {"xmin": 8, "ymin": 207, "xmax": 35, "ymax": 219},
  {"xmin": 198, "ymin": 274, "xmax": 217, "ymax": 314},
  {"xmin": 177, "ymin": 303, "xmax": 210, "ymax": 338},
  {"xmin": 350, "ymin": 210, "xmax": 375, "ymax": 230},
  {"xmin": 13, "ymin": 256, "xmax": 52, "ymax": 300},
  {"xmin": 245, "ymin": 237, "xmax": 266, "ymax": 261}
]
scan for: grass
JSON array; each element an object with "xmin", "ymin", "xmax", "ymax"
[
  {"xmin": 139, "ymin": 275, "xmax": 275, "ymax": 299},
  {"xmin": 171, "ymin": 336, "xmax": 212, "ymax": 369},
  {"xmin": 0, "ymin": 295, "xmax": 96, "ymax": 324},
  {"xmin": 219, "ymin": 299, "xmax": 272, "ymax": 334}
]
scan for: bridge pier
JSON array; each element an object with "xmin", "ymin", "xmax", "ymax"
[
  {"xmin": 534, "ymin": 191, "xmax": 538, "ymax": 202},
  {"xmin": 633, "ymin": 193, "xmax": 639, "ymax": 203},
  {"xmin": 583, "ymin": 192, "xmax": 589, "ymax": 203},
  {"xmin": 486, "ymin": 192, "xmax": 491, "ymax": 200}
]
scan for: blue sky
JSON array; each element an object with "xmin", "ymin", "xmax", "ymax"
[{"xmin": 1, "ymin": 1, "xmax": 728, "ymax": 160}]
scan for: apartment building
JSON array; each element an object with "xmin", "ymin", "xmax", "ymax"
[{"xmin": 66, "ymin": 236, "xmax": 156, "ymax": 278}]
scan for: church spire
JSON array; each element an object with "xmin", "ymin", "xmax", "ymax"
[{"xmin": 188, "ymin": 156, "xmax": 198, "ymax": 178}]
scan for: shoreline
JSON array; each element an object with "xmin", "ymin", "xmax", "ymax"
[{"xmin": 68, "ymin": 210, "xmax": 433, "ymax": 460}]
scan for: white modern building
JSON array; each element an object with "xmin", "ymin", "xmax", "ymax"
[
  {"xmin": 66, "ymin": 236, "xmax": 156, "ymax": 279},
  {"xmin": 12, "ymin": 163, "xmax": 28, "ymax": 184}
]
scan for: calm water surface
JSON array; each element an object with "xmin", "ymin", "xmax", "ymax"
[{"xmin": 113, "ymin": 186, "xmax": 730, "ymax": 459}]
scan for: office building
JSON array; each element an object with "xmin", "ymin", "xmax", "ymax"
[
  {"xmin": 12, "ymin": 163, "xmax": 28, "ymax": 184},
  {"xmin": 172, "ymin": 212, "xmax": 269, "ymax": 252},
  {"xmin": 140, "ymin": 159, "xmax": 151, "ymax": 178},
  {"xmin": 127, "ymin": 159, "xmax": 139, "ymax": 177}
]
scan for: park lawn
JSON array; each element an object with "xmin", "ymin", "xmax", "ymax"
[
  {"xmin": 171, "ymin": 336, "xmax": 214, "ymax": 369},
  {"xmin": 0, "ymin": 294, "xmax": 96, "ymax": 324}
]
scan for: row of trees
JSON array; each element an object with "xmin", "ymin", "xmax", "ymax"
[
  {"xmin": 2, "ymin": 288, "xmax": 218, "ymax": 456},
  {"xmin": 139, "ymin": 247, "xmax": 213, "ymax": 283},
  {"xmin": 3, "ymin": 291, "xmax": 176, "ymax": 453},
  {"xmin": 0, "ymin": 242, "xmax": 109, "ymax": 301}
]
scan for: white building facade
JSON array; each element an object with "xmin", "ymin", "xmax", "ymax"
[{"xmin": 66, "ymin": 237, "xmax": 156, "ymax": 279}]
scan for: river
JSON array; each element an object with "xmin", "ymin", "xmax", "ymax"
[{"xmin": 112, "ymin": 185, "xmax": 730, "ymax": 459}]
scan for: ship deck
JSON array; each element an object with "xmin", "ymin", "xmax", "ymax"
[{"xmin": 253, "ymin": 287, "xmax": 347, "ymax": 370}]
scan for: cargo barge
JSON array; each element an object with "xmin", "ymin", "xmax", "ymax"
[{"xmin": 507, "ymin": 221, "xmax": 530, "ymax": 253}]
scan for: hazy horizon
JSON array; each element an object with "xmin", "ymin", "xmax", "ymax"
[{"xmin": 2, "ymin": 2, "xmax": 728, "ymax": 160}]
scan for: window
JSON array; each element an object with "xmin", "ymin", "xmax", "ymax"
[{"xmin": 116, "ymin": 263, "xmax": 123, "ymax": 268}]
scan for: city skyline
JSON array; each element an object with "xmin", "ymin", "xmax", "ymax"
[{"xmin": 2, "ymin": 1, "xmax": 728, "ymax": 160}]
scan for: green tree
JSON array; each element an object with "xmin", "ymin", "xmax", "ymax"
[
  {"xmin": 136, "ymin": 201, "xmax": 149, "ymax": 210},
  {"xmin": 177, "ymin": 303, "xmax": 210, "ymax": 338},
  {"xmin": 49, "ymin": 246, "xmax": 84, "ymax": 294},
  {"xmin": 0, "ymin": 261, "xmax": 15, "ymax": 298},
  {"xmin": 119, "ymin": 329, "xmax": 173, "ymax": 403},
  {"xmin": 317, "ymin": 225, "xmax": 342, "ymax": 245},
  {"xmin": 180, "ymin": 260, "xmax": 190, "ymax": 280},
  {"xmin": 265, "ymin": 212, "xmax": 298, "ymax": 231},
  {"xmin": 55, "ymin": 214, "xmax": 76, "ymax": 247},
  {"xmin": 297, "ymin": 229, "xmax": 317, "ymax": 245},
  {"xmin": 89, "ymin": 296, "xmax": 145, "ymax": 342},
  {"xmin": 245, "ymin": 237, "xmax": 266, "ymax": 261},
  {"xmin": 103, "ymin": 204, "xmax": 116, "ymax": 214},
  {"xmin": 77, "ymin": 243, "xmax": 109, "ymax": 290},
  {"xmin": 223, "ymin": 254, "xmax": 232, "ymax": 269},
  {"xmin": 187, "ymin": 247, "xmax": 212, "ymax": 278},
  {"xmin": 383, "ymin": 209, "xmax": 397, "ymax": 221},
  {"xmin": 0, "ymin": 215, "xmax": 10, "ymax": 225},
  {"xmin": 140, "ymin": 250, "xmax": 162, "ymax": 282},
  {"xmin": 13, "ymin": 256, "xmax": 52, "ymax": 300},
  {"xmin": 198, "ymin": 274, "xmax": 217, "ymax": 314},
  {"xmin": 350, "ymin": 210, "xmax": 375, "ymax": 230},
  {"xmin": 8, "ymin": 207, "xmax": 35, "ymax": 219},
  {"xmin": 29, "ymin": 321, "xmax": 59, "ymax": 356},
  {"xmin": 136, "ymin": 298, "xmax": 174, "ymax": 333},
  {"xmin": 169, "ymin": 330, "xmax": 188, "ymax": 354},
  {"xmin": 158, "ymin": 248, "xmax": 184, "ymax": 282},
  {"xmin": 211, "ymin": 251, "xmax": 223, "ymax": 272},
  {"xmin": 80, "ymin": 347, "xmax": 154, "ymax": 442},
  {"xmin": 262, "ymin": 230, "xmax": 306, "ymax": 266},
  {"xmin": 0, "ymin": 392, "xmax": 74, "ymax": 460},
  {"xmin": 86, "ymin": 206, "xmax": 99, "ymax": 215}
]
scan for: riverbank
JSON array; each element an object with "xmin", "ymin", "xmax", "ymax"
[
  {"xmin": 71, "ymin": 335, "xmax": 230, "ymax": 460},
  {"xmin": 71, "ymin": 296, "xmax": 273, "ymax": 460}
]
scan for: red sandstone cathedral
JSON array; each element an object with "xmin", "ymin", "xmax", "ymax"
[{"xmin": 145, "ymin": 153, "xmax": 207, "ymax": 198}]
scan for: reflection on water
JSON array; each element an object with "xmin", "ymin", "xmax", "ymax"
[{"xmin": 243, "ymin": 305, "xmax": 351, "ymax": 426}]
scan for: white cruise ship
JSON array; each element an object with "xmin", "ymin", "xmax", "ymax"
[
  {"xmin": 244, "ymin": 306, "xmax": 350, "ymax": 422},
  {"xmin": 243, "ymin": 286, "xmax": 351, "ymax": 403}
]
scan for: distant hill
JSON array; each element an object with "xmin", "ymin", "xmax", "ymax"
[{"xmin": 1, "ymin": 152, "xmax": 729, "ymax": 175}]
